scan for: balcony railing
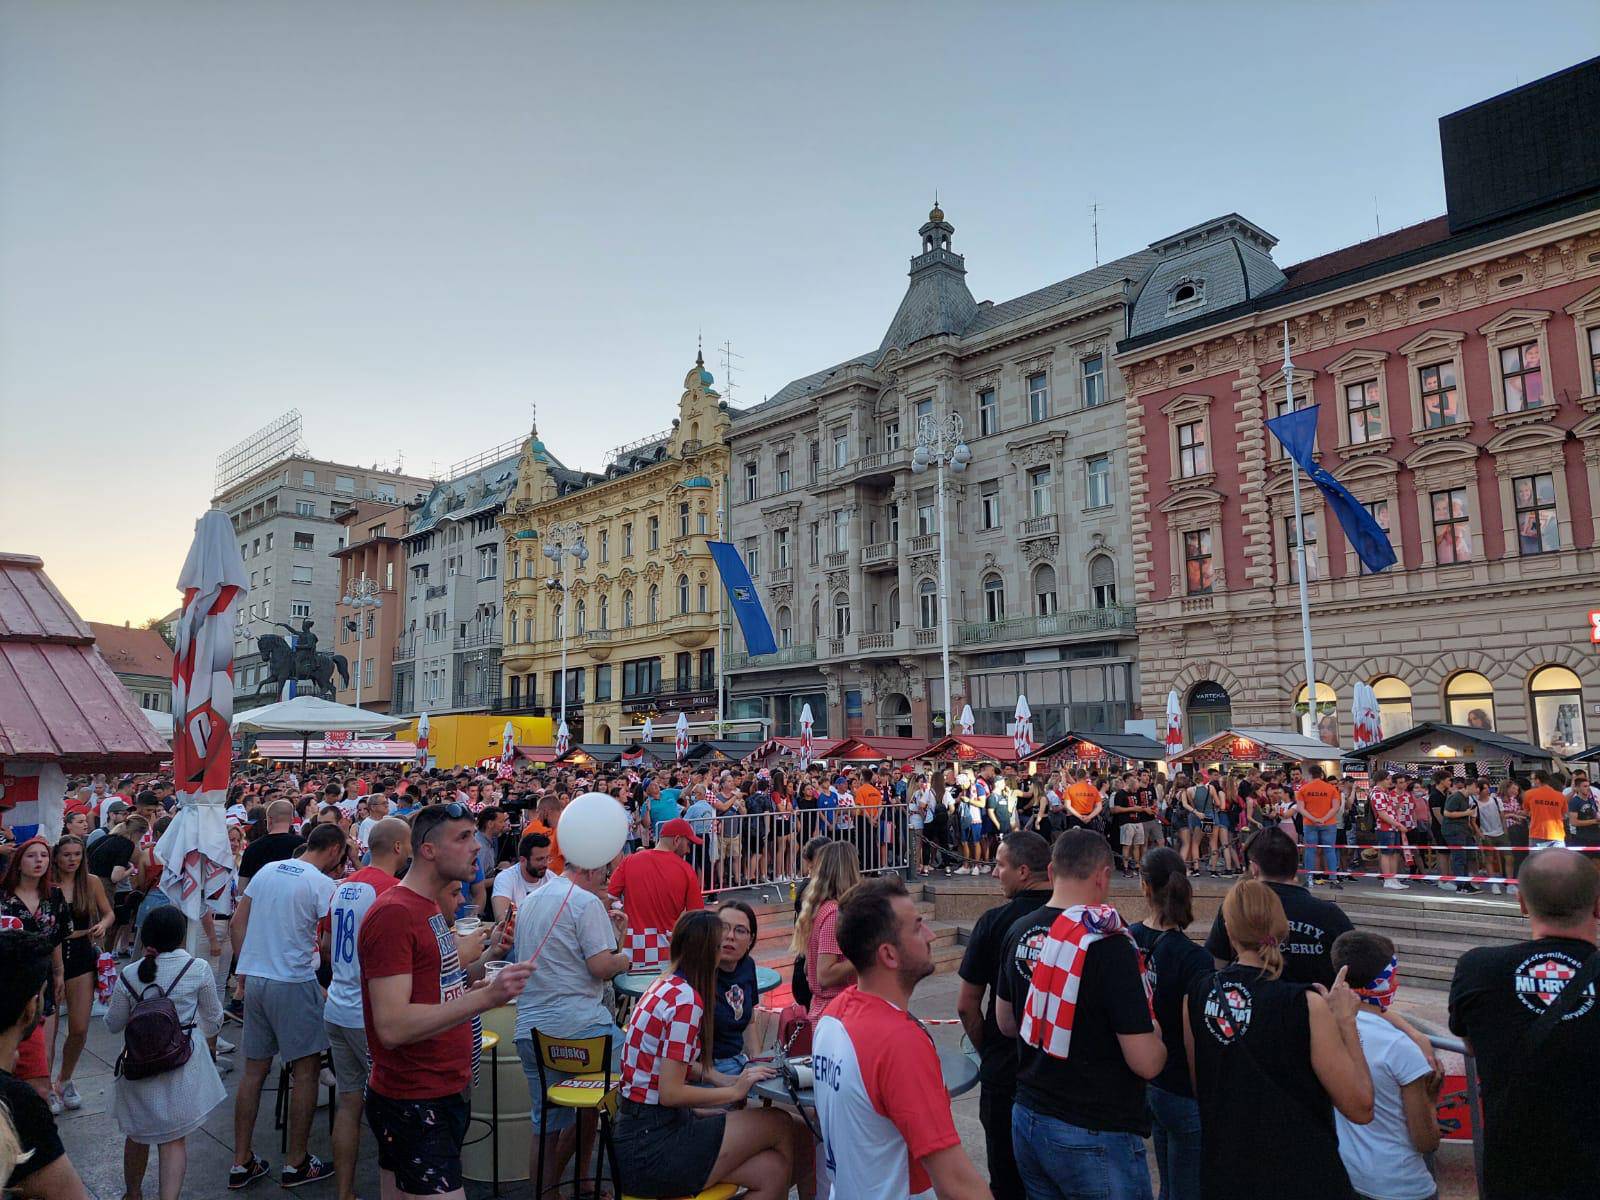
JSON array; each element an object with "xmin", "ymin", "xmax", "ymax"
[
  {"xmin": 726, "ymin": 643, "xmax": 818, "ymax": 670},
  {"xmin": 907, "ymin": 532, "xmax": 938, "ymax": 554},
  {"xmin": 767, "ymin": 565, "xmax": 793, "ymax": 586},
  {"xmin": 858, "ymin": 631, "xmax": 895, "ymax": 650},
  {"xmin": 585, "ymin": 628, "xmax": 613, "ymax": 644},
  {"xmin": 392, "ymin": 635, "xmax": 417, "ymax": 661},
  {"xmin": 425, "ymin": 584, "xmax": 449, "ymax": 600},
  {"xmin": 824, "ymin": 551, "xmax": 849, "ymax": 569},
  {"xmin": 913, "ymin": 627, "xmax": 938, "ymax": 647},
  {"xmin": 861, "ymin": 541, "xmax": 896, "ymax": 566},
  {"xmin": 958, "ymin": 604, "xmax": 1136, "ymax": 646},
  {"xmin": 455, "ymin": 630, "xmax": 501, "ymax": 649},
  {"xmin": 1018, "ymin": 513, "xmax": 1059, "ymax": 539}
]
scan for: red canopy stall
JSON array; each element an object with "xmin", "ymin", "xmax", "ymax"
[{"xmin": 919, "ymin": 733, "xmax": 1030, "ymax": 766}]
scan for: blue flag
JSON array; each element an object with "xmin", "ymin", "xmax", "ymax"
[
  {"xmin": 1265, "ymin": 404, "xmax": 1397, "ymax": 573},
  {"xmin": 706, "ymin": 540, "xmax": 778, "ymax": 655}
]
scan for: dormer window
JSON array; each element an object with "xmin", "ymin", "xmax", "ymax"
[{"xmin": 1168, "ymin": 277, "xmax": 1205, "ymax": 310}]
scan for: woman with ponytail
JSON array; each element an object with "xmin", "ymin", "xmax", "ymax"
[
  {"xmin": 105, "ymin": 905, "xmax": 225, "ymax": 1200},
  {"xmin": 1181, "ymin": 879, "xmax": 1374, "ymax": 1199},
  {"xmin": 1129, "ymin": 848, "xmax": 1212, "ymax": 1200}
]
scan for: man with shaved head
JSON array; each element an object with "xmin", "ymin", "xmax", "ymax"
[{"xmin": 1450, "ymin": 847, "xmax": 1600, "ymax": 1199}]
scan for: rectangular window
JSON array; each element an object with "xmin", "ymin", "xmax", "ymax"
[
  {"xmin": 1431, "ymin": 487, "xmax": 1472, "ymax": 564},
  {"xmin": 775, "ymin": 451, "xmax": 791, "ymax": 492},
  {"xmin": 364, "ymin": 658, "xmax": 374, "ymax": 686},
  {"xmin": 648, "ymin": 515, "xmax": 660, "ymax": 550},
  {"xmin": 291, "ymin": 565, "xmax": 313, "ymax": 585},
  {"xmin": 479, "ymin": 545, "xmax": 498, "ymax": 578},
  {"xmin": 384, "ymin": 561, "xmax": 393, "ymax": 589},
  {"xmin": 832, "ymin": 509, "xmax": 849, "ymax": 551},
  {"xmin": 294, "ymin": 501, "xmax": 316, "ymax": 517},
  {"xmin": 252, "ymin": 538, "xmax": 261, "ymax": 557},
  {"xmin": 594, "ymin": 664, "xmax": 612, "ymax": 702},
  {"xmin": 831, "ymin": 428, "xmax": 848, "ymax": 470},
  {"xmin": 1283, "ymin": 514, "xmax": 1320, "ymax": 581},
  {"xmin": 250, "ymin": 571, "xmax": 258, "ymax": 589},
  {"xmin": 979, "ymin": 480, "xmax": 1001, "ymax": 530},
  {"xmin": 808, "ymin": 521, "xmax": 820, "ymax": 564},
  {"xmin": 598, "ymin": 529, "xmax": 609, "ymax": 563},
  {"xmin": 1360, "ymin": 499, "xmax": 1390, "ymax": 575},
  {"xmin": 677, "ymin": 502, "xmax": 690, "ymax": 538},
  {"xmin": 1027, "ymin": 372, "xmax": 1050, "ymax": 422},
  {"xmin": 775, "ymin": 527, "xmax": 790, "ymax": 569},
  {"xmin": 1499, "ymin": 341, "xmax": 1544, "ymax": 411},
  {"xmin": 1419, "ymin": 362, "xmax": 1462, "ymax": 428},
  {"xmin": 914, "ymin": 397, "xmax": 933, "ymax": 429},
  {"xmin": 1513, "ymin": 473, "xmax": 1559, "ymax": 555},
  {"xmin": 882, "ymin": 420, "xmax": 900, "ymax": 451},
  {"xmin": 744, "ymin": 536, "xmax": 761, "ymax": 577},
  {"xmin": 1028, "ymin": 466, "xmax": 1053, "ymax": 517},
  {"xmin": 1081, "ymin": 355, "xmax": 1105, "ymax": 408},
  {"xmin": 916, "ymin": 489, "xmax": 935, "ymax": 536},
  {"xmin": 744, "ymin": 460, "xmax": 759, "ymax": 501},
  {"xmin": 302, "ymin": 470, "xmax": 317, "ymax": 487},
  {"xmin": 699, "ymin": 648, "xmax": 715, "ymax": 689},
  {"xmin": 1590, "ymin": 327, "xmax": 1600, "ymax": 394},
  {"xmin": 1085, "ymin": 455, "xmax": 1111, "ymax": 509},
  {"xmin": 622, "ymin": 523, "xmax": 633, "ymax": 557},
  {"xmin": 1345, "ymin": 380, "xmax": 1382, "ymax": 445},
  {"xmin": 334, "ymin": 475, "xmax": 355, "ymax": 493},
  {"xmin": 261, "ymin": 566, "xmax": 271, "ymax": 586},
  {"xmin": 1176, "ymin": 420, "xmax": 1208, "ymax": 477},
  {"xmin": 1184, "ymin": 529, "xmax": 1214, "ymax": 595},
  {"xmin": 293, "ymin": 532, "xmax": 314, "ymax": 551},
  {"xmin": 977, "ymin": 387, "xmax": 998, "ymax": 437},
  {"xmin": 291, "ymin": 600, "xmax": 312, "ymax": 619},
  {"xmin": 887, "ymin": 502, "xmax": 899, "ymax": 542},
  {"xmin": 264, "ymin": 533, "xmax": 273, "ymax": 551},
  {"xmin": 809, "ymin": 440, "xmax": 820, "ymax": 482}
]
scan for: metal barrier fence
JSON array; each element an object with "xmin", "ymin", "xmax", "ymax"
[
  {"xmin": 1409, "ymin": 1017, "xmax": 1485, "ymax": 1197},
  {"xmin": 670, "ymin": 803, "xmax": 913, "ymax": 896}
]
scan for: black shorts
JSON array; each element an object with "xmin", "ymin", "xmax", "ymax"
[
  {"xmin": 614, "ymin": 1098, "xmax": 725, "ymax": 1198},
  {"xmin": 63, "ymin": 936, "xmax": 97, "ymax": 981},
  {"xmin": 364, "ymin": 1089, "xmax": 469, "ymax": 1196}
]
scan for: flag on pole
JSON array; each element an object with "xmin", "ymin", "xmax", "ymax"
[
  {"xmin": 1164, "ymin": 690, "xmax": 1183, "ymax": 758},
  {"xmin": 798, "ymin": 703, "xmax": 815, "ymax": 770},
  {"xmin": 675, "ymin": 711, "xmax": 690, "ymax": 762},
  {"xmin": 1265, "ymin": 405, "xmax": 1397, "ymax": 573},
  {"xmin": 958, "ymin": 704, "xmax": 976, "ymax": 736},
  {"xmin": 555, "ymin": 719, "xmax": 570, "ymax": 757},
  {"xmin": 1012, "ymin": 695, "xmax": 1035, "ymax": 760},
  {"xmin": 706, "ymin": 541, "xmax": 778, "ymax": 655},
  {"xmin": 415, "ymin": 712, "xmax": 430, "ymax": 768}
]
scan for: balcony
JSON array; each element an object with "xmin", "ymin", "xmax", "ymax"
[
  {"xmin": 392, "ymin": 635, "xmax": 417, "ymax": 661},
  {"xmin": 913, "ymin": 627, "xmax": 939, "ymax": 647},
  {"xmin": 767, "ymin": 565, "xmax": 793, "ymax": 587},
  {"xmin": 824, "ymin": 446, "xmax": 911, "ymax": 485},
  {"xmin": 584, "ymin": 628, "xmax": 614, "ymax": 660},
  {"xmin": 826, "ymin": 636, "xmax": 846, "ymax": 656},
  {"xmin": 858, "ymin": 631, "xmax": 895, "ymax": 650},
  {"xmin": 455, "ymin": 629, "xmax": 501, "ymax": 649},
  {"xmin": 907, "ymin": 532, "xmax": 938, "ymax": 555},
  {"xmin": 861, "ymin": 541, "xmax": 897, "ymax": 569},
  {"xmin": 958, "ymin": 604, "xmax": 1136, "ymax": 646},
  {"xmin": 659, "ymin": 612, "xmax": 713, "ymax": 649},
  {"xmin": 726, "ymin": 643, "xmax": 818, "ymax": 671},
  {"xmin": 824, "ymin": 551, "xmax": 849, "ymax": 569},
  {"xmin": 1018, "ymin": 513, "xmax": 1059, "ymax": 540},
  {"xmin": 452, "ymin": 686, "xmax": 502, "ymax": 711}
]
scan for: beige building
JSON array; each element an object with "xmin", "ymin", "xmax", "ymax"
[{"xmin": 498, "ymin": 355, "xmax": 732, "ymax": 741}]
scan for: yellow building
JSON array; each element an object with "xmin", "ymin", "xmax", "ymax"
[{"xmin": 498, "ymin": 354, "xmax": 732, "ymax": 742}]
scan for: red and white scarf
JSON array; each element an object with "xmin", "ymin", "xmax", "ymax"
[{"xmin": 1020, "ymin": 904, "xmax": 1147, "ymax": 1060}]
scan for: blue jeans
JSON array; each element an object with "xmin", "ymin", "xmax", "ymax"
[
  {"xmin": 1012, "ymin": 1102, "xmax": 1153, "ymax": 1200},
  {"xmin": 1302, "ymin": 824, "xmax": 1338, "ymax": 876},
  {"xmin": 1146, "ymin": 1087, "xmax": 1201, "ymax": 1200}
]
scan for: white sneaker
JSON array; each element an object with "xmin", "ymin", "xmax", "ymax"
[
  {"xmin": 216, "ymin": 1037, "xmax": 236, "ymax": 1054},
  {"xmin": 1490, "ymin": 883, "xmax": 1504, "ymax": 895},
  {"xmin": 955, "ymin": 866, "xmax": 969, "ymax": 875},
  {"xmin": 60, "ymin": 1081, "xmax": 81, "ymax": 1111},
  {"xmin": 1438, "ymin": 882, "xmax": 1457, "ymax": 892},
  {"xmin": 46, "ymin": 1092, "xmax": 63, "ymax": 1116},
  {"xmin": 1382, "ymin": 879, "xmax": 1407, "ymax": 890}
]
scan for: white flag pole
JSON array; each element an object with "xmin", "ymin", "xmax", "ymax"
[{"xmin": 1284, "ymin": 320, "xmax": 1319, "ymax": 736}]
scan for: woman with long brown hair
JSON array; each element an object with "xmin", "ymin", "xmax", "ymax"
[
  {"xmin": 790, "ymin": 840, "xmax": 861, "ymax": 1026},
  {"xmin": 49, "ymin": 835, "xmax": 110, "ymax": 1111},
  {"xmin": 1182, "ymin": 879, "xmax": 1374, "ymax": 1199},
  {"xmin": 612, "ymin": 910, "xmax": 796, "ymax": 1199},
  {"xmin": 0, "ymin": 838, "xmax": 68, "ymax": 1105}
]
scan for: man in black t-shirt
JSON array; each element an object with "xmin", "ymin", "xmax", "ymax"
[
  {"xmin": 994, "ymin": 830, "xmax": 1165, "ymax": 1200},
  {"xmin": 1203, "ymin": 827, "xmax": 1351, "ymax": 987},
  {"xmin": 1450, "ymin": 848, "xmax": 1600, "ymax": 1200},
  {"xmin": 954, "ymin": 831, "xmax": 1051, "ymax": 1200},
  {"xmin": 0, "ymin": 930, "xmax": 87, "ymax": 1198},
  {"xmin": 239, "ymin": 799, "xmax": 306, "ymax": 882}
]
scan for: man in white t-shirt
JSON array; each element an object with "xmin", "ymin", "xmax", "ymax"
[
  {"xmin": 229, "ymin": 823, "xmax": 346, "ymax": 1190},
  {"xmin": 355, "ymin": 791, "xmax": 391, "ymax": 856},
  {"xmin": 1332, "ymin": 932, "xmax": 1441, "ymax": 1200},
  {"xmin": 322, "ymin": 817, "xmax": 409, "ymax": 1200},
  {"xmin": 490, "ymin": 829, "xmax": 552, "ymax": 922}
]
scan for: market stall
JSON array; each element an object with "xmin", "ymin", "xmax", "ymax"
[
  {"xmin": 256, "ymin": 738, "xmax": 417, "ymax": 763},
  {"xmin": 234, "ymin": 694, "xmax": 408, "ymax": 772},
  {"xmin": 918, "ymin": 733, "xmax": 1031, "ymax": 767},
  {"xmin": 1025, "ymin": 730, "xmax": 1166, "ymax": 774},
  {"xmin": 1348, "ymin": 721, "xmax": 1556, "ymax": 783},
  {"xmin": 1167, "ymin": 727, "xmax": 1347, "ymax": 773}
]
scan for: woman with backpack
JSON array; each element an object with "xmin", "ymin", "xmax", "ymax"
[{"xmin": 105, "ymin": 905, "xmax": 225, "ymax": 1200}]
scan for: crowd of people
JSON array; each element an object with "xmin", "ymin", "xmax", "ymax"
[{"xmin": 0, "ymin": 751, "xmax": 1593, "ymax": 1200}]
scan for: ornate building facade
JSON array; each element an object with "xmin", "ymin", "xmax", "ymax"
[
  {"xmin": 497, "ymin": 356, "xmax": 732, "ymax": 742},
  {"xmin": 1116, "ymin": 61, "xmax": 1600, "ymax": 755},
  {"xmin": 726, "ymin": 206, "xmax": 1153, "ymax": 743}
]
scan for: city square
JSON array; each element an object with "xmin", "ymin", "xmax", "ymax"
[{"xmin": 3, "ymin": 5, "xmax": 1600, "ymax": 1199}]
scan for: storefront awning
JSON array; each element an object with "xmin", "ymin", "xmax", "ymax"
[
  {"xmin": 1026, "ymin": 731, "xmax": 1166, "ymax": 764},
  {"xmin": 1169, "ymin": 728, "xmax": 1347, "ymax": 765}
]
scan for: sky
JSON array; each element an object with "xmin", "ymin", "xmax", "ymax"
[{"xmin": 2, "ymin": 2, "xmax": 1596, "ymax": 626}]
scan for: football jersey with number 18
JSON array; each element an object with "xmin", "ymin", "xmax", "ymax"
[{"xmin": 323, "ymin": 866, "xmax": 400, "ymax": 1030}]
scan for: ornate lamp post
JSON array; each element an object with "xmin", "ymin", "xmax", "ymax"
[
  {"xmin": 542, "ymin": 521, "xmax": 588, "ymax": 733},
  {"xmin": 341, "ymin": 573, "xmax": 382, "ymax": 708},
  {"xmin": 911, "ymin": 411, "xmax": 970, "ymax": 736}
]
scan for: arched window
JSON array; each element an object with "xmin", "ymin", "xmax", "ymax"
[
  {"xmin": 553, "ymin": 602, "xmax": 563, "ymax": 638},
  {"xmin": 574, "ymin": 598, "xmax": 585, "ymax": 635},
  {"xmin": 1372, "ymin": 676, "xmax": 1412, "ymax": 738},
  {"xmin": 888, "ymin": 587, "xmax": 900, "ymax": 630},
  {"xmin": 597, "ymin": 594, "xmax": 609, "ymax": 631},
  {"xmin": 1090, "ymin": 555, "xmax": 1118, "ymax": 608},
  {"xmin": 1445, "ymin": 671, "xmax": 1495, "ymax": 730},
  {"xmin": 832, "ymin": 592, "xmax": 851, "ymax": 637},
  {"xmin": 648, "ymin": 584, "xmax": 659, "ymax": 623},
  {"xmin": 622, "ymin": 589, "xmax": 634, "ymax": 628},
  {"xmin": 811, "ymin": 599, "xmax": 821, "ymax": 640},
  {"xmin": 508, "ymin": 611, "xmax": 518, "ymax": 643},
  {"xmin": 677, "ymin": 574, "xmax": 690, "ymax": 614},
  {"xmin": 1033, "ymin": 564, "xmax": 1057, "ymax": 616},
  {"xmin": 982, "ymin": 574, "xmax": 1005, "ymax": 623},
  {"xmin": 1294, "ymin": 681, "xmax": 1339, "ymax": 746},
  {"xmin": 918, "ymin": 578, "xmax": 938, "ymax": 629},
  {"xmin": 776, "ymin": 605, "xmax": 792, "ymax": 648},
  {"xmin": 1187, "ymin": 680, "xmax": 1232, "ymax": 743},
  {"xmin": 1530, "ymin": 666, "xmax": 1587, "ymax": 754}
]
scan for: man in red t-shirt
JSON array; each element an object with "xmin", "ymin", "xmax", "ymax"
[
  {"xmin": 607, "ymin": 817, "xmax": 704, "ymax": 969},
  {"xmin": 360, "ymin": 805, "xmax": 529, "ymax": 1200}
]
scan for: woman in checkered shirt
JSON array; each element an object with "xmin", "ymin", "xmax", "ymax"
[{"xmin": 612, "ymin": 911, "xmax": 800, "ymax": 1199}]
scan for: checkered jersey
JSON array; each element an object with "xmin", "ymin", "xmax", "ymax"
[
  {"xmin": 619, "ymin": 974, "xmax": 703, "ymax": 1104},
  {"xmin": 626, "ymin": 928, "xmax": 672, "ymax": 971}
]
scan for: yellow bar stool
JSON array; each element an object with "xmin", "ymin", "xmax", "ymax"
[
  {"xmin": 531, "ymin": 1029, "xmax": 621, "ymax": 1199},
  {"xmin": 621, "ymin": 1186, "xmax": 742, "ymax": 1200}
]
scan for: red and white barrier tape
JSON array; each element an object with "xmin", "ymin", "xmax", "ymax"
[
  {"xmin": 1304, "ymin": 841, "xmax": 1596, "ymax": 853},
  {"xmin": 1318, "ymin": 870, "xmax": 1512, "ymax": 885}
]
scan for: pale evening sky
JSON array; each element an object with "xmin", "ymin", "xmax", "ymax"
[{"xmin": 2, "ymin": 1, "xmax": 1595, "ymax": 626}]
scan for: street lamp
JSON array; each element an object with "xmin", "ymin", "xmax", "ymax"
[
  {"xmin": 341, "ymin": 573, "xmax": 382, "ymax": 709},
  {"xmin": 542, "ymin": 521, "xmax": 588, "ymax": 732},
  {"xmin": 911, "ymin": 410, "xmax": 970, "ymax": 737}
]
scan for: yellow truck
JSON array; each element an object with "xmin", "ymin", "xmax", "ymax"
[{"xmin": 395, "ymin": 713, "xmax": 554, "ymax": 771}]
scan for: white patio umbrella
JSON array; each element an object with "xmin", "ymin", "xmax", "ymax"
[
  {"xmin": 640, "ymin": 716, "xmax": 655, "ymax": 744},
  {"xmin": 141, "ymin": 708, "xmax": 175, "ymax": 740},
  {"xmin": 798, "ymin": 703, "xmax": 815, "ymax": 770},
  {"xmin": 555, "ymin": 718, "xmax": 570, "ymax": 756},
  {"xmin": 415, "ymin": 711, "xmax": 430, "ymax": 768},
  {"xmin": 1012, "ymin": 694, "xmax": 1035, "ymax": 760},
  {"xmin": 155, "ymin": 510, "xmax": 249, "ymax": 936},
  {"xmin": 1164, "ymin": 690, "xmax": 1184, "ymax": 758},
  {"xmin": 674, "ymin": 711, "xmax": 691, "ymax": 762},
  {"xmin": 234, "ymin": 694, "xmax": 407, "ymax": 772},
  {"xmin": 958, "ymin": 704, "xmax": 976, "ymax": 735}
]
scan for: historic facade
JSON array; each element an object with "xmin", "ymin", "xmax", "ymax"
[
  {"xmin": 497, "ymin": 355, "xmax": 732, "ymax": 742},
  {"xmin": 1116, "ymin": 63, "xmax": 1600, "ymax": 755},
  {"xmin": 726, "ymin": 206, "xmax": 1152, "ymax": 743},
  {"xmin": 330, "ymin": 500, "xmax": 408, "ymax": 712}
]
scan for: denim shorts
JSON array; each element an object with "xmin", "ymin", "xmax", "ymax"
[
  {"xmin": 516, "ymin": 1024, "xmax": 622, "ymax": 1133},
  {"xmin": 713, "ymin": 1052, "xmax": 747, "ymax": 1077},
  {"xmin": 614, "ymin": 1098, "xmax": 725, "ymax": 1198},
  {"xmin": 1376, "ymin": 829, "xmax": 1401, "ymax": 849},
  {"xmin": 961, "ymin": 823, "xmax": 983, "ymax": 844}
]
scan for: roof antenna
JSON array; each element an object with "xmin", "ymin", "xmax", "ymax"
[
  {"xmin": 719, "ymin": 339, "xmax": 744, "ymax": 405},
  {"xmin": 1373, "ymin": 195, "xmax": 1381, "ymax": 237},
  {"xmin": 1091, "ymin": 202, "xmax": 1100, "ymax": 266}
]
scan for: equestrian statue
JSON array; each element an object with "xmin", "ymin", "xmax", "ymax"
[{"xmin": 255, "ymin": 619, "xmax": 350, "ymax": 700}]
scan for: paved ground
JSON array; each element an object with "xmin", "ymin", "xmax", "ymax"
[{"xmin": 52, "ymin": 946, "xmax": 1479, "ymax": 1199}]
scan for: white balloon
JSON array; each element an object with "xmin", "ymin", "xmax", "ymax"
[{"xmin": 557, "ymin": 792, "xmax": 630, "ymax": 869}]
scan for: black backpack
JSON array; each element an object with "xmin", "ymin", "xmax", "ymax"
[{"xmin": 114, "ymin": 957, "xmax": 197, "ymax": 1080}]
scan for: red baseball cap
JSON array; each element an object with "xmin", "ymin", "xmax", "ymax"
[{"xmin": 659, "ymin": 817, "xmax": 703, "ymax": 845}]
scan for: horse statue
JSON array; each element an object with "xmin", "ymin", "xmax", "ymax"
[{"xmin": 255, "ymin": 619, "xmax": 350, "ymax": 700}]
